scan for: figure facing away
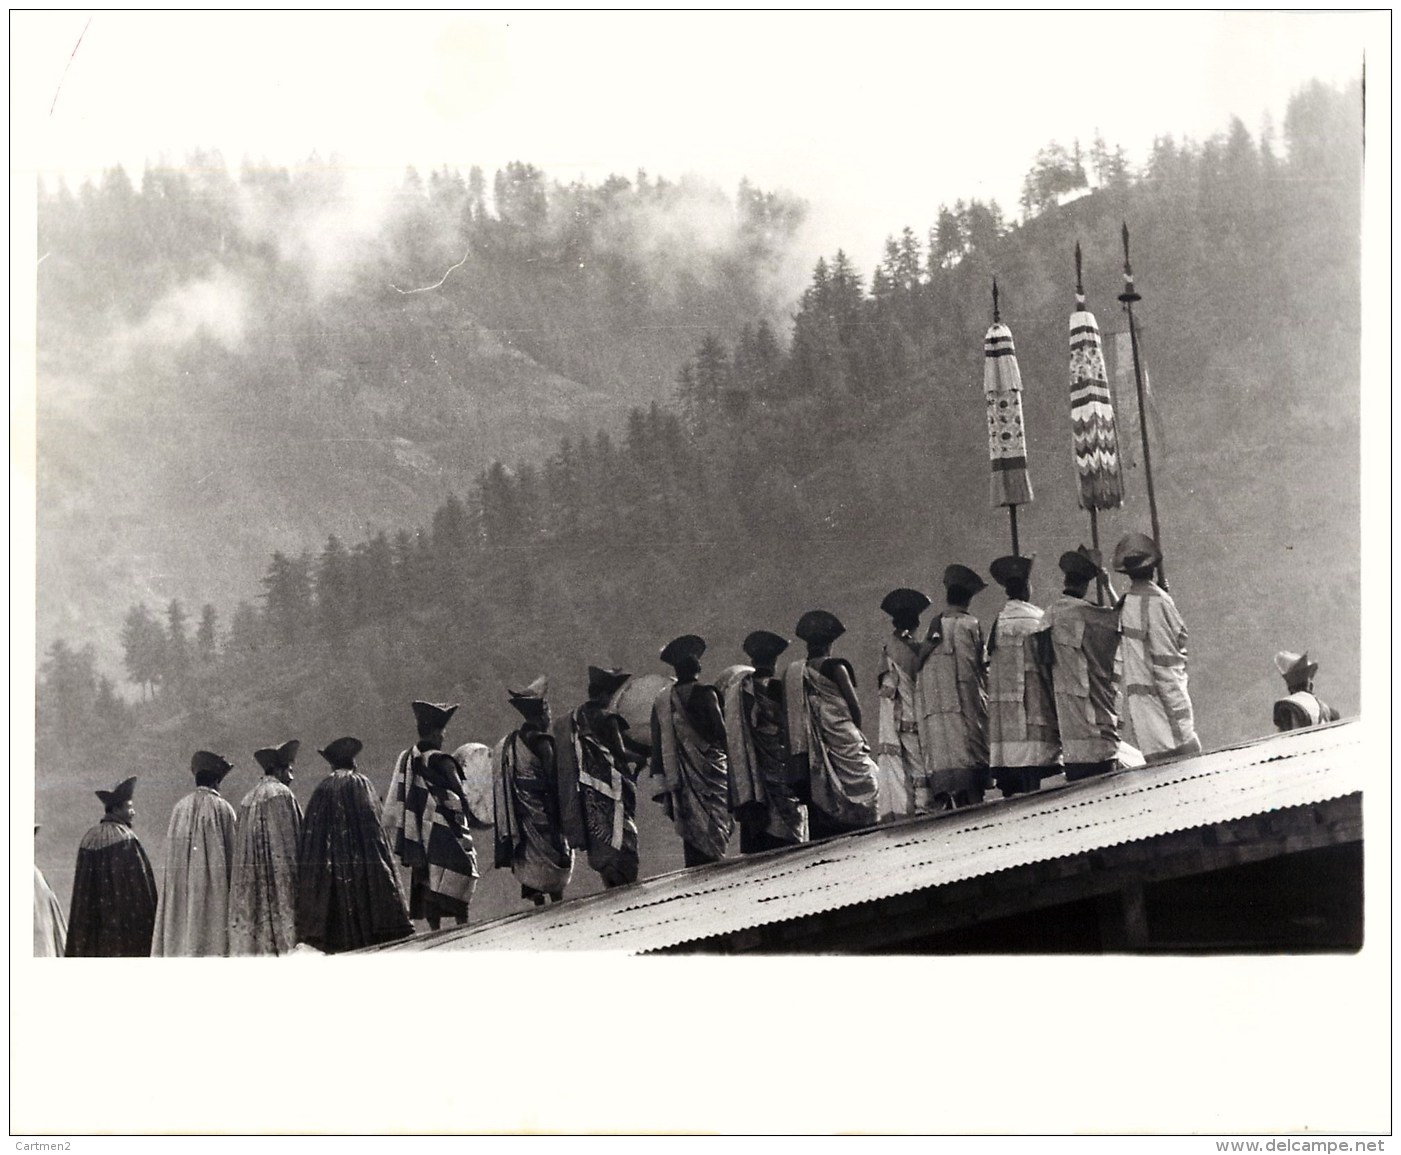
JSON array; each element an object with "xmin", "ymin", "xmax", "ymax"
[
  {"xmin": 295, "ymin": 736, "xmax": 414, "ymax": 953},
  {"xmin": 875, "ymin": 588, "xmax": 937, "ymax": 819},
  {"xmin": 651, "ymin": 635, "xmax": 733, "ymax": 867},
  {"xmin": 559, "ymin": 666, "xmax": 646, "ymax": 888},
  {"xmin": 921, "ymin": 565, "xmax": 991, "ymax": 809},
  {"xmin": 1273, "ymin": 651, "xmax": 1342, "ymax": 732},
  {"xmin": 1042, "ymin": 547, "xmax": 1122, "ymax": 781},
  {"xmin": 152, "ymin": 750, "xmax": 239, "ymax": 957},
  {"xmin": 494, "ymin": 677, "xmax": 574, "ymax": 905},
  {"xmin": 985, "ymin": 556, "xmax": 1060, "ymax": 798},
  {"xmin": 784, "ymin": 610, "xmax": 881, "ymax": 839},
  {"xmin": 385, "ymin": 701, "xmax": 479, "ymax": 929},
  {"xmin": 34, "ymin": 825, "xmax": 68, "ymax": 957},
  {"xmin": 726, "ymin": 630, "xmax": 808, "ymax": 853},
  {"xmin": 228, "ymin": 739, "xmax": 304, "ymax": 956},
  {"xmin": 1113, "ymin": 533, "xmax": 1201, "ymax": 763},
  {"xmin": 66, "ymin": 776, "xmax": 158, "ymax": 957}
]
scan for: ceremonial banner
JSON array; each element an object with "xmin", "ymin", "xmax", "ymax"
[
  {"xmin": 984, "ymin": 321, "xmax": 1034, "ymax": 507},
  {"xmin": 1069, "ymin": 294, "xmax": 1124, "ymax": 510}
]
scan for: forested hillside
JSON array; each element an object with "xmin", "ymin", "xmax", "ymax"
[{"xmin": 35, "ymin": 80, "xmax": 1363, "ymax": 924}]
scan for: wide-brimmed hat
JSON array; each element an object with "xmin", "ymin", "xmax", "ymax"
[
  {"xmin": 191, "ymin": 750, "xmax": 233, "ymax": 782},
  {"xmin": 411, "ymin": 701, "xmax": 459, "ymax": 731},
  {"xmin": 253, "ymin": 739, "xmax": 300, "ymax": 773},
  {"xmin": 587, "ymin": 666, "xmax": 631, "ymax": 698},
  {"xmin": 1058, "ymin": 545, "xmax": 1102, "ymax": 582},
  {"xmin": 1113, "ymin": 532, "xmax": 1162, "ymax": 575},
  {"xmin": 943, "ymin": 564, "xmax": 987, "ymax": 595},
  {"xmin": 741, "ymin": 630, "xmax": 790, "ymax": 663},
  {"xmin": 989, "ymin": 555, "xmax": 1033, "ymax": 588},
  {"xmin": 879, "ymin": 588, "xmax": 931, "ymax": 620},
  {"xmin": 659, "ymin": 635, "xmax": 706, "ymax": 667},
  {"xmin": 795, "ymin": 610, "xmax": 845, "ymax": 644},
  {"xmin": 508, "ymin": 675, "xmax": 550, "ymax": 718},
  {"xmin": 317, "ymin": 736, "xmax": 363, "ymax": 767}
]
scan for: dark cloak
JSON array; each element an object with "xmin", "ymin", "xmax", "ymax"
[
  {"xmin": 295, "ymin": 769, "xmax": 413, "ymax": 953},
  {"xmin": 65, "ymin": 819, "xmax": 158, "ymax": 957}
]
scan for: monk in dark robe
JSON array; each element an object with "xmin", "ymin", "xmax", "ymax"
[
  {"xmin": 66, "ymin": 776, "xmax": 158, "ymax": 957},
  {"xmin": 295, "ymin": 737, "xmax": 413, "ymax": 953},
  {"xmin": 494, "ymin": 676, "xmax": 574, "ymax": 905},
  {"xmin": 726, "ymin": 630, "xmax": 808, "ymax": 853},
  {"xmin": 559, "ymin": 666, "xmax": 646, "ymax": 889},
  {"xmin": 651, "ymin": 634, "xmax": 733, "ymax": 867}
]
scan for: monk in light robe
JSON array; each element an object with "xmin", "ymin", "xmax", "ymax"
[
  {"xmin": 34, "ymin": 826, "xmax": 67, "ymax": 957},
  {"xmin": 986, "ymin": 556, "xmax": 1060, "ymax": 797},
  {"xmin": 153, "ymin": 751, "xmax": 239, "ymax": 957},
  {"xmin": 560, "ymin": 666, "xmax": 645, "ymax": 888},
  {"xmin": 385, "ymin": 701, "xmax": 478, "ymax": 929},
  {"xmin": 1042, "ymin": 547, "xmax": 1122, "ymax": 780},
  {"xmin": 228, "ymin": 740, "xmax": 304, "ymax": 956},
  {"xmin": 1273, "ymin": 651, "xmax": 1342, "ymax": 732},
  {"xmin": 66, "ymin": 777, "xmax": 159, "ymax": 957},
  {"xmin": 494, "ymin": 677, "xmax": 574, "ymax": 905},
  {"xmin": 784, "ymin": 610, "xmax": 881, "ymax": 839},
  {"xmin": 726, "ymin": 631, "xmax": 808, "ymax": 854},
  {"xmin": 651, "ymin": 635, "xmax": 734, "ymax": 866},
  {"xmin": 1113, "ymin": 533, "xmax": 1201, "ymax": 763},
  {"xmin": 296, "ymin": 736, "xmax": 413, "ymax": 953},
  {"xmin": 876, "ymin": 589, "xmax": 937, "ymax": 819},
  {"xmin": 921, "ymin": 565, "xmax": 991, "ymax": 809}
]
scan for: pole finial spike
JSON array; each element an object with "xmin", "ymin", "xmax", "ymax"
[
  {"xmin": 1074, "ymin": 241, "xmax": 1084, "ymax": 296},
  {"xmin": 992, "ymin": 276, "xmax": 1000, "ymax": 323},
  {"xmin": 1121, "ymin": 220, "xmax": 1132, "ymax": 274}
]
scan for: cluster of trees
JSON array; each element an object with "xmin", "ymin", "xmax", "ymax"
[{"xmin": 37, "ymin": 80, "xmax": 1362, "ymax": 921}]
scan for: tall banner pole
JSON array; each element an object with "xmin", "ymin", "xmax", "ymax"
[
  {"xmin": 984, "ymin": 277, "xmax": 1033, "ymax": 558},
  {"xmin": 1069, "ymin": 242, "xmax": 1124, "ymax": 606},
  {"xmin": 1118, "ymin": 221, "xmax": 1167, "ymax": 589}
]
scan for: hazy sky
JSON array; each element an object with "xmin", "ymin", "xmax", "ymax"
[{"xmin": 14, "ymin": 11, "xmax": 1382, "ymax": 272}]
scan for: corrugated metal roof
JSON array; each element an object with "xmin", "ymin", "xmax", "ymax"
[{"xmin": 373, "ymin": 720, "xmax": 1363, "ymax": 955}]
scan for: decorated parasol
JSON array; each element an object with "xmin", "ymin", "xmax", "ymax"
[
  {"xmin": 984, "ymin": 278, "xmax": 1034, "ymax": 554},
  {"xmin": 1069, "ymin": 241, "xmax": 1123, "ymax": 601}
]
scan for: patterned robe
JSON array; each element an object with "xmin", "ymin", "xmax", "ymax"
[
  {"xmin": 66, "ymin": 819, "xmax": 158, "ymax": 957},
  {"xmin": 1274, "ymin": 691, "xmax": 1342, "ymax": 732},
  {"xmin": 494, "ymin": 731, "xmax": 574, "ymax": 898},
  {"xmin": 34, "ymin": 865, "xmax": 68, "ymax": 957},
  {"xmin": 385, "ymin": 745, "xmax": 478, "ymax": 919},
  {"xmin": 152, "ymin": 786, "xmax": 238, "ymax": 957},
  {"xmin": 561, "ymin": 701, "xmax": 640, "ymax": 887},
  {"xmin": 652, "ymin": 685, "xmax": 734, "ymax": 862},
  {"xmin": 228, "ymin": 776, "xmax": 304, "ymax": 956},
  {"xmin": 986, "ymin": 600, "xmax": 1060, "ymax": 770},
  {"xmin": 1117, "ymin": 579, "xmax": 1201, "ymax": 763},
  {"xmin": 784, "ymin": 659, "xmax": 880, "ymax": 832},
  {"xmin": 920, "ymin": 610, "xmax": 991, "ymax": 802},
  {"xmin": 1042, "ymin": 594, "xmax": 1122, "ymax": 765},
  {"xmin": 724, "ymin": 670, "xmax": 808, "ymax": 850},
  {"xmin": 875, "ymin": 633, "xmax": 927, "ymax": 819},
  {"xmin": 295, "ymin": 770, "xmax": 413, "ymax": 953}
]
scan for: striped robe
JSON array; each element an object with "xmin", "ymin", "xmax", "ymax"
[
  {"xmin": 228, "ymin": 776, "xmax": 303, "ymax": 956},
  {"xmin": 724, "ymin": 670, "xmax": 808, "ymax": 848},
  {"xmin": 1117, "ymin": 579, "xmax": 1201, "ymax": 763},
  {"xmin": 919, "ymin": 610, "xmax": 991, "ymax": 803},
  {"xmin": 784, "ymin": 659, "xmax": 881, "ymax": 832},
  {"xmin": 386, "ymin": 745, "xmax": 478, "ymax": 919},
  {"xmin": 652, "ymin": 685, "xmax": 734, "ymax": 862},
  {"xmin": 563, "ymin": 702, "xmax": 640, "ymax": 887},
  {"xmin": 1042, "ymin": 594, "xmax": 1122, "ymax": 765},
  {"xmin": 986, "ymin": 600, "xmax": 1060, "ymax": 770},
  {"xmin": 494, "ymin": 731, "xmax": 574, "ymax": 898},
  {"xmin": 876, "ymin": 634, "xmax": 927, "ymax": 819},
  {"xmin": 152, "ymin": 787, "xmax": 238, "ymax": 957},
  {"xmin": 1274, "ymin": 692, "xmax": 1341, "ymax": 732}
]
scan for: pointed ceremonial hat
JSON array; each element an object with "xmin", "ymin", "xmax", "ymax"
[
  {"xmin": 254, "ymin": 739, "xmax": 300, "ymax": 772},
  {"xmin": 879, "ymin": 588, "xmax": 931, "ymax": 620},
  {"xmin": 1058, "ymin": 545, "xmax": 1102, "ymax": 581},
  {"xmin": 411, "ymin": 700, "xmax": 459, "ymax": 731},
  {"xmin": 1113, "ymin": 532, "xmax": 1162, "ymax": 574},
  {"xmin": 95, "ymin": 775, "xmax": 138, "ymax": 808},
  {"xmin": 317, "ymin": 736, "xmax": 363, "ymax": 766},
  {"xmin": 795, "ymin": 610, "xmax": 845, "ymax": 644},
  {"xmin": 587, "ymin": 665, "xmax": 631, "ymax": 697},
  {"xmin": 508, "ymin": 675, "xmax": 550, "ymax": 717},
  {"xmin": 742, "ymin": 630, "xmax": 790, "ymax": 662},
  {"xmin": 191, "ymin": 750, "xmax": 234, "ymax": 781},
  {"xmin": 943, "ymin": 564, "xmax": 987, "ymax": 594},
  {"xmin": 659, "ymin": 635, "xmax": 706, "ymax": 667},
  {"xmin": 1275, "ymin": 650, "xmax": 1318, "ymax": 684},
  {"xmin": 989, "ymin": 555, "xmax": 1034, "ymax": 588}
]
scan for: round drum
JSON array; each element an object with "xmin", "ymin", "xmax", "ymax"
[
  {"xmin": 712, "ymin": 663, "xmax": 754, "ymax": 701},
  {"xmin": 607, "ymin": 673, "xmax": 675, "ymax": 747}
]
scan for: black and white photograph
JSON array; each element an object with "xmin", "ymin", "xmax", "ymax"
[{"xmin": 10, "ymin": 9, "xmax": 1390, "ymax": 1140}]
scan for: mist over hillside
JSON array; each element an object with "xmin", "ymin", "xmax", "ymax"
[{"xmin": 34, "ymin": 79, "xmax": 1362, "ymax": 926}]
